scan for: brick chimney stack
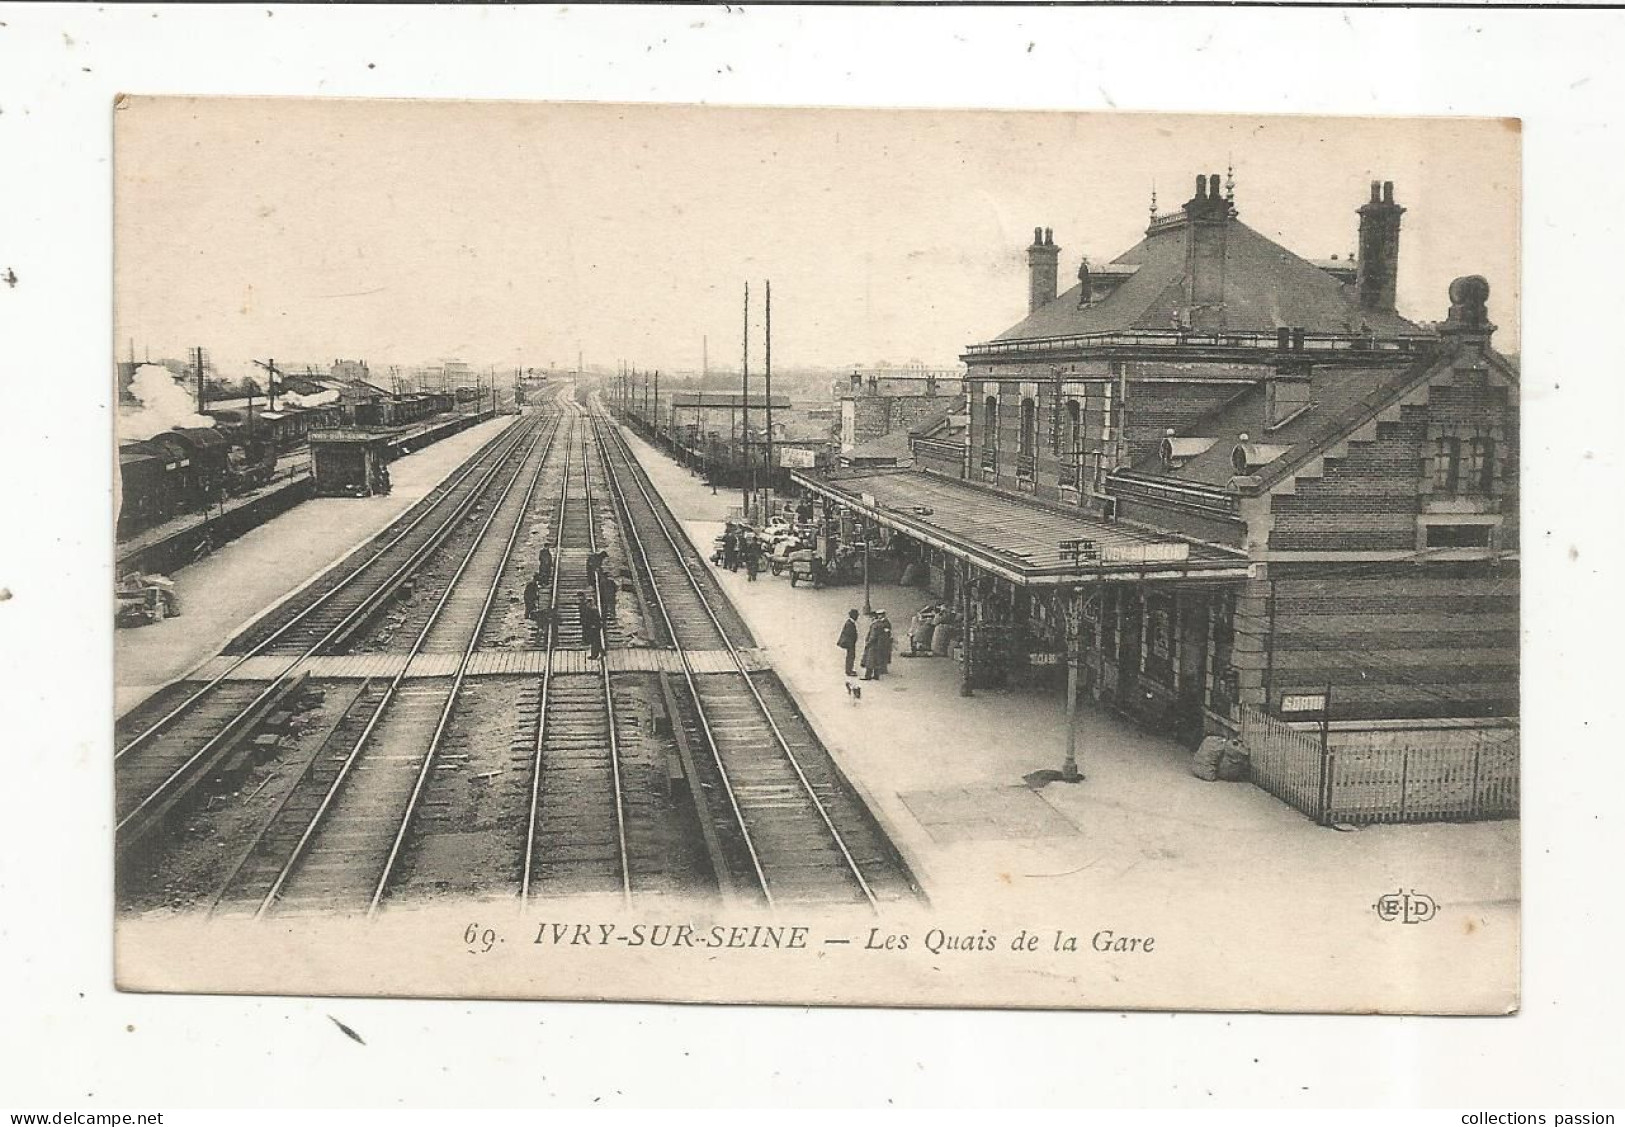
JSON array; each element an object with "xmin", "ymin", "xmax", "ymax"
[
  {"xmin": 1027, "ymin": 226, "xmax": 1059, "ymax": 313},
  {"xmin": 1182, "ymin": 173, "xmax": 1233, "ymax": 324},
  {"xmin": 1357, "ymin": 180, "xmax": 1405, "ymax": 314}
]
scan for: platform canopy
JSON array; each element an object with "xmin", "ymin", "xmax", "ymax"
[{"xmin": 790, "ymin": 467, "xmax": 1251, "ymax": 587}]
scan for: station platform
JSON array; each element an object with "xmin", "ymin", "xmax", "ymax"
[
  {"xmin": 615, "ymin": 421, "xmax": 1519, "ymax": 1007},
  {"xmin": 114, "ymin": 415, "xmax": 517, "ymax": 717},
  {"xmin": 116, "ymin": 462, "xmax": 313, "ymax": 574}
]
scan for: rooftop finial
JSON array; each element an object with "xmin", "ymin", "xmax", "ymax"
[
  {"xmin": 1225, "ymin": 159, "xmax": 1235, "ymax": 203},
  {"xmin": 1149, "ymin": 180, "xmax": 1158, "ymax": 218}
]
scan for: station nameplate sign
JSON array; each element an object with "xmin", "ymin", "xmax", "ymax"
[{"xmin": 1280, "ymin": 693, "xmax": 1328, "ymax": 713}]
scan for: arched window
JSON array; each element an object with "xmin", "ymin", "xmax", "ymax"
[
  {"xmin": 1065, "ymin": 399, "xmax": 1084, "ymax": 489},
  {"xmin": 980, "ymin": 395, "xmax": 999, "ymax": 472},
  {"xmin": 1018, "ymin": 397, "xmax": 1038, "ymax": 480}
]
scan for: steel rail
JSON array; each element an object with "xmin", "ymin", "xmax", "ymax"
[
  {"xmin": 584, "ymin": 406, "xmax": 774, "ymax": 905},
  {"xmin": 591, "ymin": 400, "xmax": 879, "ymax": 910},
  {"xmin": 115, "ymin": 416, "xmax": 546, "ymax": 843},
  {"xmin": 116, "ymin": 415, "xmax": 532, "ymax": 761},
  {"xmin": 368, "ymin": 409, "xmax": 568, "ymax": 916},
  {"xmin": 251, "ymin": 416, "xmax": 557, "ymax": 918},
  {"xmin": 520, "ymin": 413, "xmax": 572, "ymax": 903},
  {"xmin": 575, "ymin": 405, "xmax": 634, "ymax": 904}
]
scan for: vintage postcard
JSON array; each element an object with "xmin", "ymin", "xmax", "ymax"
[{"xmin": 112, "ymin": 98, "xmax": 1519, "ymax": 1013}]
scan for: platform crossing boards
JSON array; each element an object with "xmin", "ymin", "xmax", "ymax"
[{"xmin": 189, "ymin": 647, "xmax": 775, "ymax": 681}]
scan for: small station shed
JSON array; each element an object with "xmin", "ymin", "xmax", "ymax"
[{"xmin": 310, "ymin": 429, "xmax": 394, "ymax": 497}]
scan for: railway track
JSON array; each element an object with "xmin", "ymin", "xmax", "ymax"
[
  {"xmin": 589, "ymin": 402, "xmax": 918, "ymax": 909},
  {"xmin": 124, "ymin": 385, "xmax": 917, "ymax": 916},
  {"xmin": 209, "ymin": 412, "xmax": 563, "ymax": 916},
  {"xmin": 521, "ymin": 409, "xmax": 635, "ymax": 902},
  {"xmin": 115, "ymin": 413, "xmax": 552, "ymax": 858}
]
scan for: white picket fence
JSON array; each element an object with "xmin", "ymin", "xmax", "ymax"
[{"xmin": 1239, "ymin": 706, "xmax": 1519, "ymax": 824}]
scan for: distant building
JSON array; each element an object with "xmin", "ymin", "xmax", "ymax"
[{"xmin": 837, "ymin": 367, "xmax": 965, "ymax": 458}]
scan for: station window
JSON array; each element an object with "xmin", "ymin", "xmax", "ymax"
[
  {"xmin": 1466, "ymin": 436, "xmax": 1497, "ymax": 494},
  {"xmin": 1424, "ymin": 523, "xmax": 1493, "ymax": 549},
  {"xmin": 1014, "ymin": 399, "xmax": 1040, "ymax": 483},
  {"xmin": 1431, "ymin": 436, "xmax": 1461, "ymax": 493},
  {"xmin": 1063, "ymin": 399, "xmax": 1084, "ymax": 489}
]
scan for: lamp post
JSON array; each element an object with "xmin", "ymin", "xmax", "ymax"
[
  {"xmin": 861, "ymin": 524, "xmax": 872, "ymax": 616},
  {"xmin": 1061, "ymin": 586, "xmax": 1085, "ymax": 782},
  {"xmin": 959, "ymin": 561, "xmax": 974, "ymax": 697}
]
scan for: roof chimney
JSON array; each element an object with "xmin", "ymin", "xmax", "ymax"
[
  {"xmin": 1356, "ymin": 179, "xmax": 1405, "ymax": 314},
  {"xmin": 1182, "ymin": 171, "xmax": 1234, "ymax": 325},
  {"xmin": 1027, "ymin": 226, "xmax": 1060, "ymax": 313}
]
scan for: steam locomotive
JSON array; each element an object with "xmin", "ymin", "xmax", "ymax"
[{"xmin": 117, "ymin": 422, "xmax": 279, "ymax": 540}]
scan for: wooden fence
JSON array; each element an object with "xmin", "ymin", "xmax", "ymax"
[
  {"xmin": 1239, "ymin": 706, "xmax": 1519, "ymax": 825},
  {"xmin": 1240, "ymin": 706, "xmax": 1327, "ymax": 819}
]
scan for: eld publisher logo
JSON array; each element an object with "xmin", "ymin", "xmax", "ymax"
[{"xmin": 1374, "ymin": 888, "xmax": 1438, "ymax": 924}]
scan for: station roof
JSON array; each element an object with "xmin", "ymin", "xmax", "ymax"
[
  {"xmin": 988, "ymin": 209, "xmax": 1423, "ymax": 346},
  {"xmin": 790, "ymin": 467, "xmax": 1249, "ymax": 586}
]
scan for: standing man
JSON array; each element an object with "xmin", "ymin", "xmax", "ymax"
[
  {"xmin": 872, "ymin": 610, "xmax": 894, "ymax": 678},
  {"xmin": 744, "ymin": 536, "xmax": 760, "ymax": 582},
  {"xmin": 837, "ymin": 609, "xmax": 860, "ymax": 677},
  {"xmin": 578, "ymin": 592, "xmax": 604, "ymax": 660},
  {"xmin": 722, "ymin": 527, "xmax": 739, "ymax": 572},
  {"xmin": 537, "ymin": 544, "xmax": 553, "ymax": 585},
  {"xmin": 597, "ymin": 567, "xmax": 618, "ymax": 616},
  {"xmin": 586, "ymin": 549, "xmax": 603, "ymax": 587},
  {"xmin": 523, "ymin": 574, "xmax": 541, "ymax": 624}
]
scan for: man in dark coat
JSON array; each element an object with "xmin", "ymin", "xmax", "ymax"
[
  {"xmin": 523, "ymin": 575, "xmax": 541, "ymax": 623},
  {"xmin": 578, "ymin": 593, "xmax": 604, "ymax": 659},
  {"xmin": 537, "ymin": 544, "xmax": 553, "ymax": 584},
  {"xmin": 837, "ymin": 609, "xmax": 860, "ymax": 677},
  {"xmin": 722, "ymin": 529, "xmax": 739, "ymax": 572},
  {"xmin": 597, "ymin": 568, "xmax": 618, "ymax": 615}
]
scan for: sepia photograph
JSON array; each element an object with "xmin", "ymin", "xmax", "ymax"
[{"xmin": 108, "ymin": 98, "xmax": 1522, "ymax": 1014}]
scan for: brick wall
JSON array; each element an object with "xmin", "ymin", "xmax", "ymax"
[
  {"xmin": 1227, "ymin": 564, "xmax": 1518, "ymax": 723},
  {"xmin": 1123, "ymin": 382, "xmax": 1243, "ymax": 464},
  {"xmin": 1265, "ymin": 364, "xmax": 1518, "ymax": 555}
]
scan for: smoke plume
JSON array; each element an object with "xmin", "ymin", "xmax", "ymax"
[{"xmin": 120, "ymin": 364, "xmax": 217, "ymax": 442}]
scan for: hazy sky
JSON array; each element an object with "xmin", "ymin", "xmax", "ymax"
[{"xmin": 115, "ymin": 99, "xmax": 1520, "ymax": 377}]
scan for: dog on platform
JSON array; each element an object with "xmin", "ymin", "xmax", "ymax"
[{"xmin": 844, "ymin": 680, "xmax": 862, "ymax": 703}]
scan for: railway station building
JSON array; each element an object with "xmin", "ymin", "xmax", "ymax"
[{"xmin": 792, "ymin": 173, "xmax": 1519, "ymax": 776}]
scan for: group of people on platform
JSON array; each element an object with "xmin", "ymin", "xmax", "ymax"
[
  {"xmin": 837, "ymin": 607, "xmax": 893, "ymax": 681},
  {"xmin": 520, "ymin": 543, "xmax": 615, "ymax": 659},
  {"xmin": 718, "ymin": 524, "xmax": 768, "ymax": 581}
]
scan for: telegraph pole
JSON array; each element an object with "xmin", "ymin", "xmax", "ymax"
[
  {"xmin": 194, "ymin": 347, "xmax": 206, "ymax": 413},
  {"xmin": 764, "ymin": 279, "xmax": 774, "ymax": 522},
  {"xmin": 741, "ymin": 282, "xmax": 752, "ymax": 517},
  {"xmin": 251, "ymin": 358, "xmax": 283, "ymax": 412}
]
